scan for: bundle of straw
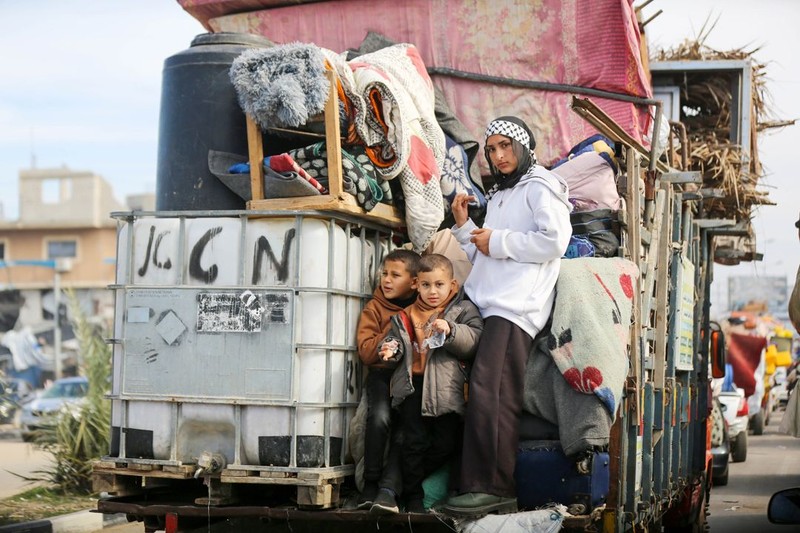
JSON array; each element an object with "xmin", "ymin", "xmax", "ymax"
[{"xmin": 653, "ymin": 19, "xmax": 789, "ymax": 222}]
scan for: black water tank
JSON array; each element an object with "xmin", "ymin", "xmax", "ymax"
[{"xmin": 156, "ymin": 32, "xmax": 271, "ymax": 211}]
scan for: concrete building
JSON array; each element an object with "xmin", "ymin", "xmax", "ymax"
[{"xmin": 0, "ymin": 165, "xmax": 153, "ymax": 382}]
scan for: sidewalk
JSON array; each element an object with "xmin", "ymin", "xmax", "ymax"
[
  {"xmin": 0, "ymin": 510, "xmax": 128, "ymax": 533},
  {"xmin": 0, "ymin": 424, "xmax": 21, "ymax": 441},
  {"xmin": 0, "ymin": 425, "xmax": 129, "ymax": 532}
]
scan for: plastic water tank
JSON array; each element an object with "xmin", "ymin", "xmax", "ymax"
[{"xmin": 156, "ymin": 32, "xmax": 271, "ymax": 211}]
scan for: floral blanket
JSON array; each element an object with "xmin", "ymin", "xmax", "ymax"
[
  {"xmin": 347, "ymin": 44, "xmax": 445, "ymax": 251},
  {"xmin": 547, "ymin": 258, "xmax": 639, "ymax": 416}
]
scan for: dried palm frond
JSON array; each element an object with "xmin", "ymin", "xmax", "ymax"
[{"xmin": 652, "ymin": 25, "xmax": 784, "ymax": 223}]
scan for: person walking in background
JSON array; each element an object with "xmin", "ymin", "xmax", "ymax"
[
  {"xmin": 780, "ymin": 212, "xmax": 800, "ymax": 437},
  {"xmin": 789, "ymin": 212, "xmax": 800, "ymax": 335},
  {"xmin": 441, "ymin": 116, "xmax": 572, "ymax": 518}
]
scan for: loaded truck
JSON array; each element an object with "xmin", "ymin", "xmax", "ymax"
[{"xmin": 93, "ymin": 1, "xmax": 763, "ymax": 531}]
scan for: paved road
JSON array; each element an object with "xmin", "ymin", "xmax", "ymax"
[
  {"xmin": 708, "ymin": 408, "xmax": 800, "ymax": 531},
  {"xmin": 0, "ymin": 428, "xmax": 51, "ymax": 499}
]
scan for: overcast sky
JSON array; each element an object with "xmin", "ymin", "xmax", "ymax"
[{"xmin": 0, "ymin": 0, "xmax": 797, "ymax": 315}]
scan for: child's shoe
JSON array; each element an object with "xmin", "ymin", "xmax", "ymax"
[
  {"xmin": 356, "ymin": 481, "xmax": 378, "ymax": 510},
  {"xmin": 370, "ymin": 488, "xmax": 399, "ymax": 515}
]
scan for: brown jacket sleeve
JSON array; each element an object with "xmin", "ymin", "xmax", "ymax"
[{"xmin": 357, "ymin": 300, "xmax": 392, "ymax": 366}]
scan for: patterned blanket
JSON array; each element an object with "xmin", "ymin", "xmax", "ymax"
[
  {"xmin": 347, "ymin": 44, "xmax": 445, "ymax": 251},
  {"xmin": 547, "ymin": 258, "xmax": 639, "ymax": 416}
]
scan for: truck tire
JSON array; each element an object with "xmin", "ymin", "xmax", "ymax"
[
  {"xmin": 732, "ymin": 431, "xmax": 748, "ymax": 462},
  {"xmin": 751, "ymin": 411, "xmax": 764, "ymax": 435}
]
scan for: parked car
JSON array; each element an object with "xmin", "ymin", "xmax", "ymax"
[
  {"xmin": 718, "ymin": 388, "xmax": 748, "ymax": 463},
  {"xmin": 710, "ymin": 398, "xmax": 730, "ymax": 486},
  {"xmin": 770, "ymin": 367, "xmax": 790, "ymax": 409},
  {"xmin": 19, "ymin": 376, "xmax": 88, "ymax": 441}
]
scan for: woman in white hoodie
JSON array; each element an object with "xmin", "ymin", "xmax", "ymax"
[{"xmin": 442, "ymin": 116, "xmax": 572, "ymax": 518}]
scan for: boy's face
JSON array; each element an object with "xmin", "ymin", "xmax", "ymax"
[
  {"xmin": 416, "ymin": 267, "xmax": 456, "ymax": 308},
  {"xmin": 380, "ymin": 259, "xmax": 416, "ymax": 300}
]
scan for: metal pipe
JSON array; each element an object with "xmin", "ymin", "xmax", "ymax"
[{"xmin": 427, "ymin": 66, "xmax": 664, "ymax": 107}]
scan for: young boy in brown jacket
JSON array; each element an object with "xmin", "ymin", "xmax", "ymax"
[{"xmin": 355, "ymin": 249, "xmax": 420, "ymax": 510}]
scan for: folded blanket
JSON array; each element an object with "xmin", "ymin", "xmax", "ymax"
[
  {"xmin": 523, "ymin": 334, "xmax": 613, "ymax": 456},
  {"xmin": 287, "ymin": 142, "xmax": 391, "ymax": 211},
  {"xmin": 268, "ymin": 153, "xmax": 328, "ymax": 194},
  {"xmin": 349, "ymin": 44, "xmax": 445, "ymax": 250},
  {"xmin": 547, "ymin": 258, "xmax": 639, "ymax": 416}
]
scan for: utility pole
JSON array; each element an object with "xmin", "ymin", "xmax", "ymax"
[{"xmin": 53, "ymin": 259, "xmax": 72, "ymax": 380}]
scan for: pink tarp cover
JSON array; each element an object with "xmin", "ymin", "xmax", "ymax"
[{"xmin": 180, "ymin": 0, "xmax": 653, "ymax": 166}]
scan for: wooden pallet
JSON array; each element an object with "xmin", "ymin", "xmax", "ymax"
[
  {"xmin": 92, "ymin": 460, "xmax": 347, "ymax": 509},
  {"xmin": 245, "ymin": 69, "xmax": 404, "ymax": 229},
  {"xmin": 221, "ymin": 467, "xmax": 348, "ymax": 508}
]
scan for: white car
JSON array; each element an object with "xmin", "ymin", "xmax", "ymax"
[
  {"xmin": 770, "ymin": 367, "xmax": 790, "ymax": 408},
  {"xmin": 717, "ymin": 388, "xmax": 748, "ymax": 463},
  {"xmin": 19, "ymin": 376, "xmax": 88, "ymax": 442}
]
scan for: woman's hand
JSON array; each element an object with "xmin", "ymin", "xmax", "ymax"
[
  {"xmin": 451, "ymin": 193, "xmax": 475, "ymax": 228},
  {"xmin": 470, "ymin": 228, "xmax": 492, "ymax": 255}
]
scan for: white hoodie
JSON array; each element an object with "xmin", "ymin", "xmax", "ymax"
[{"xmin": 452, "ymin": 165, "xmax": 572, "ymax": 339}]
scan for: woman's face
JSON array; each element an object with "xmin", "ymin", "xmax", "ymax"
[{"xmin": 486, "ymin": 134, "xmax": 518, "ymax": 174}]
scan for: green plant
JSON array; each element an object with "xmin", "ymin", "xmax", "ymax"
[{"xmin": 32, "ymin": 289, "xmax": 111, "ymax": 493}]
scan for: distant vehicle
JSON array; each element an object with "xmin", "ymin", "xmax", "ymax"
[
  {"xmin": 718, "ymin": 388, "xmax": 748, "ymax": 463},
  {"xmin": 710, "ymin": 398, "xmax": 730, "ymax": 486},
  {"xmin": 19, "ymin": 376, "xmax": 88, "ymax": 442},
  {"xmin": 769, "ymin": 367, "xmax": 790, "ymax": 409}
]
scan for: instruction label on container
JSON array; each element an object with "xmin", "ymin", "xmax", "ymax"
[{"xmin": 194, "ymin": 290, "xmax": 291, "ymax": 333}]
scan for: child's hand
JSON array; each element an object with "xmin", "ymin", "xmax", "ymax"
[
  {"xmin": 432, "ymin": 319, "xmax": 450, "ymax": 337},
  {"xmin": 380, "ymin": 339, "xmax": 399, "ymax": 361}
]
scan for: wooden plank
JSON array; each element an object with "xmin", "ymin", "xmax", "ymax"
[
  {"xmin": 653, "ymin": 183, "xmax": 673, "ymax": 389},
  {"xmin": 92, "ymin": 473, "xmax": 142, "ymax": 496},
  {"xmin": 570, "ymin": 96, "xmax": 669, "ymax": 173},
  {"xmin": 93, "ymin": 466, "xmax": 194, "ymax": 480},
  {"xmin": 246, "ymin": 114, "xmax": 265, "ymax": 201},
  {"xmin": 297, "ymin": 483, "xmax": 339, "ymax": 509},
  {"xmin": 323, "ymin": 69, "xmax": 344, "ymax": 199},
  {"xmin": 627, "ymin": 148, "xmax": 642, "ymax": 426},
  {"xmin": 247, "ymin": 195, "xmax": 404, "ymax": 227}
]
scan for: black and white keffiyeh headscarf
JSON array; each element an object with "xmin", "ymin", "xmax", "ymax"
[{"xmin": 484, "ymin": 116, "xmax": 538, "ymax": 199}]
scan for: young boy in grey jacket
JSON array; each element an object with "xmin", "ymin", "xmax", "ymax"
[{"xmin": 372, "ymin": 254, "xmax": 483, "ymax": 514}]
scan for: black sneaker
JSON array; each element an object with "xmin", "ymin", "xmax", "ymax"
[
  {"xmin": 370, "ymin": 489, "xmax": 399, "ymax": 515},
  {"xmin": 356, "ymin": 481, "xmax": 378, "ymax": 510},
  {"xmin": 405, "ymin": 497, "xmax": 426, "ymax": 514}
]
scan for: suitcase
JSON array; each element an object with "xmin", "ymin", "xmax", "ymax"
[{"xmin": 514, "ymin": 440, "xmax": 609, "ymax": 513}]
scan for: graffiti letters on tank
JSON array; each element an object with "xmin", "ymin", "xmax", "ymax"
[{"xmin": 133, "ymin": 218, "xmax": 300, "ymax": 287}]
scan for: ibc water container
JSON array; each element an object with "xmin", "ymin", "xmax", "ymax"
[
  {"xmin": 156, "ymin": 33, "xmax": 271, "ymax": 211},
  {"xmin": 110, "ymin": 213, "xmax": 392, "ymax": 471}
]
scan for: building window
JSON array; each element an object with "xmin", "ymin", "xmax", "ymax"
[
  {"xmin": 42, "ymin": 178, "xmax": 72, "ymax": 204},
  {"xmin": 47, "ymin": 240, "xmax": 77, "ymax": 259},
  {"xmin": 0, "ymin": 242, "xmax": 5, "ymax": 261}
]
